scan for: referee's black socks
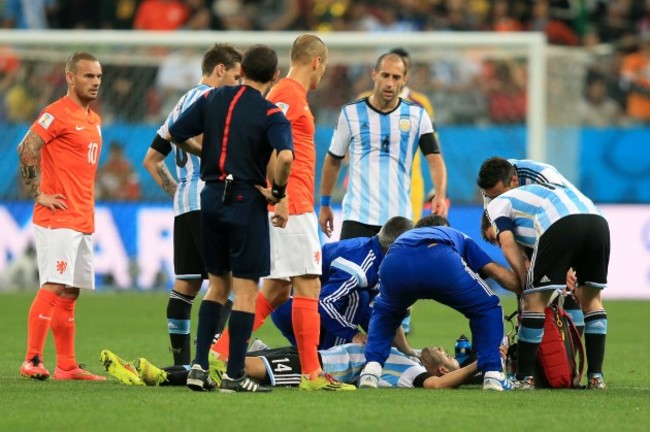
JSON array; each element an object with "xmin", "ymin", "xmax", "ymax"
[
  {"xmin": 194, "ymin": 300, "xmax": 224, "ymax": 370},
  {"xmin": 226, "ymin": 311, "xmax": 256, "ymax": 379}
]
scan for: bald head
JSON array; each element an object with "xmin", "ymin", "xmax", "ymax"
[
  {"xmin": 290, "ymin": 34, "xmax": 328, "ymax": 64},
  {"xmin": 374, "ymin": 53, "xmax": 407, "ymax": 76}
]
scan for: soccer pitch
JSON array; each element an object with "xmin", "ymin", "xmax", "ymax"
[{"xmin": 1, "ymin": 292, "xmax": 648, "ymax": 432}]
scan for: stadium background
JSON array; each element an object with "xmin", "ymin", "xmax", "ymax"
[{"xmin": 0, "ymin": 0, "xmax": 649, "ymax": 298}]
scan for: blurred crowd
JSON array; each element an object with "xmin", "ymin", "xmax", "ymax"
[
  {"xmin": 2, "ymin": 0, "xmax": 650, "ymax": 126},
  {"xmin": 0, "ymin": 0, "xmax": 644, "ymax": 37}
]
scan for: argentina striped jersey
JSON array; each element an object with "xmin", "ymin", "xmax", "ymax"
[
  {"xmin": 483, "ymin": 159, "xmax": 580, "ymax": 208},
  {"xmin": 329, "ymin": 98, "xmax": 433, "ymax": 225},
  {"xmin": 157, "ymin": 84, "xmax": 212, "ymax": 216},
  {"xmin": 511, "ymin": 159, "xmax": 575, "ymax": 188},
  {"xmin": 320, "ymin": 343, "xmax": 427, "ymax": 388},
  {"xmin": 487, "ymin": 183, "xmax": 602, "ymax": 249}
]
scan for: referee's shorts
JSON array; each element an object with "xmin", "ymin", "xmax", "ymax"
[{"xmin": 200, "ymin": 182, "xmax": 270, "ymax": 279}]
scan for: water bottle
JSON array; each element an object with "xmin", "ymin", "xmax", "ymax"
[{"xmin": 454, "ymin": 334, "xmax": 472, "ymax": 366}]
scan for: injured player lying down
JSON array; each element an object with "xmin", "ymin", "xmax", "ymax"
[{"xmin": 101, "ymin": 340, "xmax": 485, "ymax": 390}]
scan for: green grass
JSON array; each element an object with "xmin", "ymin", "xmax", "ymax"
[{"xmin": 1, "ymin": 292, "xmax": 649, "ymax": 432}]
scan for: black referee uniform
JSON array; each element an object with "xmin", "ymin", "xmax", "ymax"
[{"xmin": 169, "ymin": 85, "xmax": 293, "ymax": 278}]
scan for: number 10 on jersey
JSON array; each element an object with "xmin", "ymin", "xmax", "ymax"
[{"xmin": 88, "ymin": 142, "xmax": 99, "ymax": 164}]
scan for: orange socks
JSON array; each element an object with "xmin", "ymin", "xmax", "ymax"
[
  {"xmin": 211, "ymin": 326, "xmax": 230, "ymax": 360},
  {"xmin": 26, "ymin": 289, "xmax": 58, "ymax": 361},
  {"xmin": 51, "ymin": 296, "xmax": 77, "ymax": 370},
  {"xmin": 26, "ymin": 290, "xmax": 79, "ymax": 370},
  {"xmin": 292, "ymin": 296, "xmax": 321, "ymax": 377},
  {"xmin": 211, "ymin": 291, "xmax": 275, "ymax": 360},
  {"xmin": 253, "ymin": 291, "xmax": 276, "ymax": 330}
]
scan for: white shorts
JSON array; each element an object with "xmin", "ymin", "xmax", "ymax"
[
  {"xmin": 267, "ymin": 212, "xmax": 322, "ymax": 279},
  {"xmin": 34, "ymin": 225, "xmax": 95, "ymax": 290}
]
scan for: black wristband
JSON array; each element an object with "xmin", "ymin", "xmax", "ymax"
[{"xmin": 271, "ymin": 181, "xmax": 287, "ymax": 200}]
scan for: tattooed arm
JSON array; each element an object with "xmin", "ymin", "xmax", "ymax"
[
  {"xmin": 17, "ymin": 130, "xmax": 67, "ymax": 211},
  {"xmin": 143, "ymin": 147, "xmax": 177, "ymax": 199},
  {"xmin": 18, "ymin": 131, "xmax": 43, "ymax": 199}
]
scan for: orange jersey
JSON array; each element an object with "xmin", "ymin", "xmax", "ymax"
[
  {"xmin": 30, "ymin": 96, "xmax": 102, "ymax": 233},
  {"xmin": 267, "ymin": 77, "xmax": 316, "ymax": 214},
  {"xmin": 133, "ymin": 0, "xmax": 189, "ymax": 30},
  {"xmin": 622, "ymin": 53, "xmax": 650, "ymax": 121}
]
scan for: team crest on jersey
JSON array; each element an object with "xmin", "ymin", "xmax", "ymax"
[
  {"xmin": 56, "ymin": 260, "xmax": 68, "ymax": 275},
  {"xmin": 398, "ymin": 117, "xmax": 411, "ymax": 132},
  {"xmin": 37, "ymin": 112, "xmax": 55, "ymax": 129},
  {"xmin": 275, "ymin": 102, "xmax": 290, "ymax": 115}
]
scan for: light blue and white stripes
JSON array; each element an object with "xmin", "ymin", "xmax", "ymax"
[
  {"xmin": 157, "ymin": 84, "xmax": 211, "ymax": 216},
  {"xmin": 329, "ymin": 99, "xmax": 432, "ymax": 226},
  {"xmin": 483, "ymin": 159, "xmax": 580, "ymax": 208},
  {"xmin": 321, "ymin": 343, "xmax": 426, "ymax": 388},
  {"xmin": 488, "ymin": 184, "xmax": 601, "ymax": 249}
]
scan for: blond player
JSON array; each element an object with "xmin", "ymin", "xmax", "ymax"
[{"xmin": 18, "ymin": 52, "xmax": 106, "ymax": 381}]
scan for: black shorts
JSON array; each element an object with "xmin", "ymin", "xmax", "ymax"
[
  {"xmin": 529, "ymin": 214, "xmax": 610, "ymax": 292},
  {"xmin": 173, "ymin": 211, "xmax": 207, "ymax": 280},
  {"xmin": 251, "ymin": 347, "xmax": 302, "ymax": 387},
  {"xmin": 201, "ymin": 182, "xmax": 270, "ymax": 279},
  {"xmin": 340, "ymin": 220, "xmax": 381, "ymax": 240}
]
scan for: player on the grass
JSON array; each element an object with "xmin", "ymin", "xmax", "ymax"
[
  {"xmin": 101, "ymin": 339, "xmax": 484, "ymax": 390},
  {"xmin": 100, "ymin": 348, "xmax": 226, "ymax": 387}
]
